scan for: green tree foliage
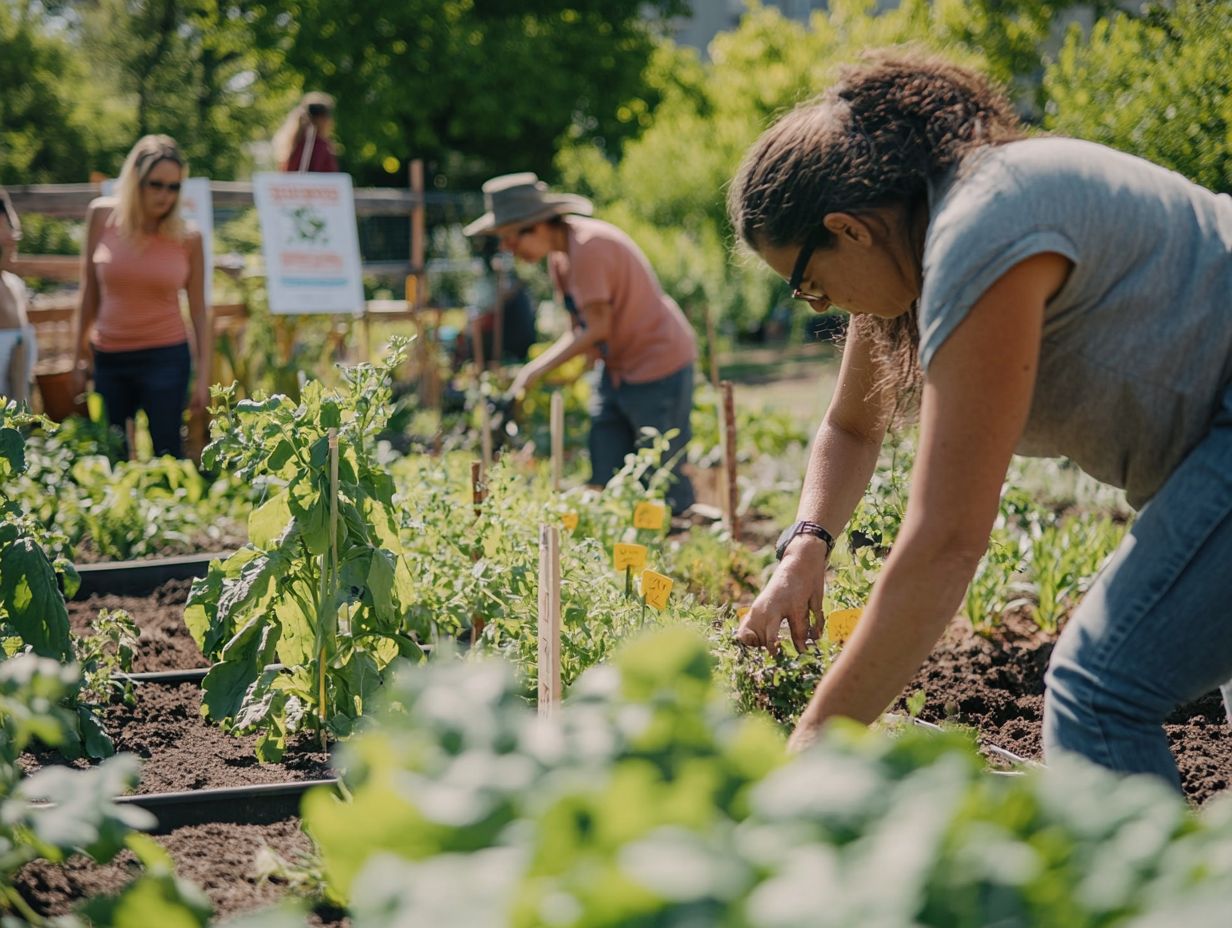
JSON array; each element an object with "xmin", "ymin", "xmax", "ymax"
[
  {"xmin": 243, "ymin": 0, "xmax": 685, "ymax": 186},
  {"xmin": 0, "ymin": 1, "xmax": 99, "ymax": 183},
  {"xmin": 557, "ymin": 0, "xmax": 1069, "ymax": 332},
  {"xmin": 1044, "ymin": 0, "xmax": 1232, "ymax": 193},
  {"xmin": 72, "ymin": 0, "xmax": 298, "ymax": 179}
]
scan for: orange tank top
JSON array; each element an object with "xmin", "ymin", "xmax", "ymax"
[{"xmin": 92, "ymin": 225, "xmax": 190, "ymax": 352}]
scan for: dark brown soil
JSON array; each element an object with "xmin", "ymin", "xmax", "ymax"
[
  {"xmin": 16, "ymin": 817, "xmax": 348, "ymax": 925},
  {"xmin": 33, "ymin": 579, "xmax": 333, "ymax": 792},
  {"xmin": 894, "ymin": 610, "xmax": 1232, "ymax": 805},
  {"xmin": 17, "ymin": 580, "xmax": 342, "ymax": 923},
  {"xmin": 69, "ymin": 577, "xmax": 206, "ymax": 672}
]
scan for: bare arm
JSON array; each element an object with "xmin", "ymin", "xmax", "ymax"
[
  {"xmin": 511, "ymin": 299, "xmax": 612, "ymax": 395},
  {"xmin": 789, "ymin": 252, "xmax": 1069, "ymax": 747},
  {"xmin": 737, "ymin": 322, "xmax": 894, "ymax": 652},
  {"xmin": 185, "ymin": 232, "xmax": 210, "ymax": 407},
  {"xmin": 74, "ymin": 203, "xmax": 109, "ymax": 371}
]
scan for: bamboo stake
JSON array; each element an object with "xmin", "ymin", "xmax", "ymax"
[
  {"xmin": 550, "ymin": 390, "xmax": 564, "ymax": 493},
  {"xmin": 318, "ymin": 428, "xmax": 340, "ymax": 750},
  {"xmin": 705, "ymin": 304, "xmax": 729, "ymax": 527},
  {"xmin": 721, "ymin": 381, "xmax": 739, "ymax": 541},
  {"xmin": 478, "ymin": 393, "xmax": 493, "ymax": 472},
  {"xmin": 470, "ymin": 460, "xmax": 486, "ymax": 644},
  {"xmin": 537, "ymin": 524, "xmax": 562, "ymax": 716}
]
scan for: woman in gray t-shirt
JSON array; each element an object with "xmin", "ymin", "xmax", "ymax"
[{"xmin": 728, "ymin": 50, "xmax": 1232, "ymax": 790}]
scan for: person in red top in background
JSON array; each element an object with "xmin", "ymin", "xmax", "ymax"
[
  {"xmin": 74, "ymin": 135, "xmax": 209, "ymax": 458},
  {"xmin": 275, "ymin": 92, "xmax": 340, "ymax": 173},
  {"xmin": 466, "ymin": 173, "xmax": 698, "ymax": 514}
]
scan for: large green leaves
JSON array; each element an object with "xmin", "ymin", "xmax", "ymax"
[
  {"xmin": 189, "ymin": 344, "xmax": 423, "ymax": 761},
  {"xmin": 0, "ymin": 533, "xmax": 72, "ymax": 661}
]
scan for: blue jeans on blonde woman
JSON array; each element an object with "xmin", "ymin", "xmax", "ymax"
[
  {"xmin": 1044, "ymin": 382, "xmax": 1232, "ymax": 790},
  {"xmin": 91, "ymin": 342, "xmax": 191, "ymax": 459}
]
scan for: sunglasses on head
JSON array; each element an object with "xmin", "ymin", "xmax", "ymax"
[{"xmin": 143, "ymin": 180, "xmax": 182, "ymax": 193}]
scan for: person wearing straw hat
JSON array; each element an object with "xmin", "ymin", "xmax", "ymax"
[{"xmin": 466, "ymin": 172, "xmax": 697, "ymax": 514}]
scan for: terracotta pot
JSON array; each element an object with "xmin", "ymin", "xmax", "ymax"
[{"xmin": 35, "ymin": 368, "xmax": 88, "ymax": 422}]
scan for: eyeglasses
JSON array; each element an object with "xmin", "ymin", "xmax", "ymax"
[
  {"xmin": 143, "ymin": 180, "xmax": 182, "ymax": 193},
  {"xmin": 788, "ymin": 228, "xmax": 829, "ymax": 305}
]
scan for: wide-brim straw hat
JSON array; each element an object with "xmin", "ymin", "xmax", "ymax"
[{"xmin": 464, "ymin": 172, "xmax": 593, "ymax": 237}]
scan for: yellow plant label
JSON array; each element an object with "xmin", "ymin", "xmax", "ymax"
[
  {"xmin": 827, "ymin": 607, "xmax": 863, "ymax": 645},
  {"xmin": 632, "ymin": 501, "xmax": 667, "ymax": 531},
  {"xmin": 736, "ymin": 607, "xmax": 750, "ymax": 621},
  {"xmin": 561, "ymin": 511, "xmax": 579, "ymax": 533},
  {"xmin": 641, "ymin": 570, "xmax": 674, "ymax": 610},
  {"xmin": 613, "ymin": 543, "xmax": 648, "ymax": 572}
]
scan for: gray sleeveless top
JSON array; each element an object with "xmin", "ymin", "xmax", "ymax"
[{"xmin": 920, "ymin": 137, "xmax": 1232, "ymax": 508}]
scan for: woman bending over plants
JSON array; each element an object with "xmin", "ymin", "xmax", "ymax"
[{"xmin": 730, "ymin": 50, "xmax": 1232, "ymax": 790}]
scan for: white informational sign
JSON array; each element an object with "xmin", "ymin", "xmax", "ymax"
[
  {"xmin": 252, "ymin": 172, "xmax": 364, "ymax": 316},
  {"xmin": 101, "ymin": 176, "xmax": 214, "ymax": 305}
]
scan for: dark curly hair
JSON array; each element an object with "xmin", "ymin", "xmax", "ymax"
[{"xmin": 728, "ymin": 50, "xmax": 1024, "ymax": 401}]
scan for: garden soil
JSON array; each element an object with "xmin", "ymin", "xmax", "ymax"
[
  {"xmin": 17, "ymin": 579, "xmax": 343, "ymax": 922},
  {"xmin": 896, "ymin": 608, "xmax": 1232, "ymax": 805},
  {"xmin": 17, "ymin": 818, "xmax": 348, "ymax": 925},
  {"xmin": 32, "ymin": 579, "xmax": 332, "ymax": 793}
]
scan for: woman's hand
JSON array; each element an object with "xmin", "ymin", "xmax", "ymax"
[{"xmin": 737, "ymin": 534, "xmax": 829, "ymax": 653}]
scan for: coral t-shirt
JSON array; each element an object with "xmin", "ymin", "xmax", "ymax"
[
  {"xmin": 549, "ymin": 217, "xmax": 696, "ymax": 386},
  {"xmin": 92, "ymin": 225, "xmax": 190, "ymax": 352}
]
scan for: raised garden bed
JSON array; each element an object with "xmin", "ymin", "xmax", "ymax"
[
  {"xmin": 15, "ymin": 578, "xmax": 342, "ymax": 923},
  {"xmin": 71, "ymin": 550, "xmax": 231, "ymax": 600}
]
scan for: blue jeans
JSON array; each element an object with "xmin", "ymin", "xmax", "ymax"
[
  {"xmin": 589, "ymin": 364, "xmax": 695, "ymax": 514},
  {"xmin": 1044, "ymin": 382, "xmax": 1232, "ymax": 789},
  {"xmin": 92, "ymin": 342, "xmax": 192, "ymax": 458}
]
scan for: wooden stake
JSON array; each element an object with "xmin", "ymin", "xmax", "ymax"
[
  {"xmin": 537, "ymin": 524, "xmax": 562, "ymax": 716},
  {"xmin": 478, "ymin": 394, "xmax": 493, "ymax": 472},
  {"xmin": 470, "ymin": 314, "xmax": 486, "ymax": 373},
  {"xmin": 470, "ymin": 460, "xmax": 486, "ymax": 643},
  {"xmin": 550, "ymin": 390, "xmax": 564, "ymax": 493},
  {"xmin": 704, "ymin": 304, "xmax": 721, "ymax": 395},
  {"xmin": 721, "ymin": 381, "xmax": 739, "ymax": 541},
  {"xmin": 706, "ymin": 304, "xmax": 729, "ymax": 527},
  {"xmin": 319, "ymin": 428, "xmax": 340, "ymax": 750},
  {"xmin": 471, "ymin": 459, "xmax": 486, "ymax": 518}
]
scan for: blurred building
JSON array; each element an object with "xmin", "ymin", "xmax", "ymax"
[{"xmin": 668, "ymin": 0, "xmax": 823, "ymax": 54}]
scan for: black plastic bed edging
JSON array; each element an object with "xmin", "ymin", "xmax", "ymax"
[
  {"xmin": 71, "ymin": 551, "xmax": 234, "ymax": 600},
  {"xmin": 115, "ymin": 778, "xmax": 341, "ymax": 835}
]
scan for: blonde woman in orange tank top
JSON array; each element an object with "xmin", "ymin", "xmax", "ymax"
[{"xmin": 74, "ymin": 135, "xmax": 210, "ymax": 458}]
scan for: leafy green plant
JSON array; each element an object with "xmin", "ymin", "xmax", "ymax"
[
  {"xmin": 962, "ymin": 526, "xmax": 1023, "ymax": 630},
  {"xmin": 0, "ymin": 655, "xmax": 212, "ymax": 927},
  {"xmin": 186, "ymin": 341, "xmax": 426, "ymax": 761},
  {"xmin": 0, "ymin": 403, "xmax": 133, "ymax": 759},
  {"xmin": 300, "ymin": 624, "xmax": 1232, "ymax": 927}
]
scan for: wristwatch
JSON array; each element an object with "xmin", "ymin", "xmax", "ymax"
[{"xmin": 775, "ymin": 520, "xmax": 835, "ymax": 561}]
